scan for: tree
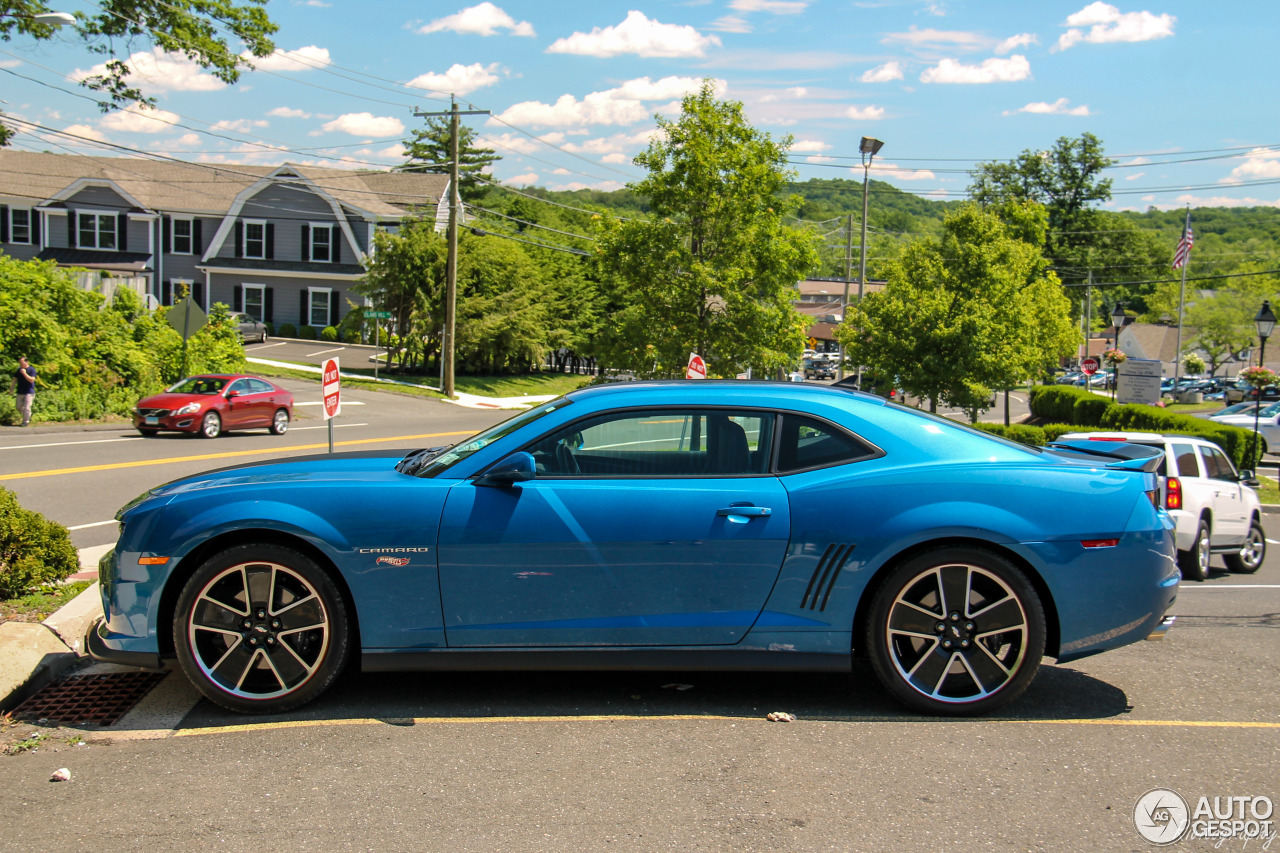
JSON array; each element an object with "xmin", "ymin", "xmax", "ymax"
[
  {"xmin": 593, "ymin": 81, "xmax": 820, "ymax": 379},
  {"xmin": 1183, "ymin": 264, "xmax": 1280, "ymax": 375},
  {"xmin": 837, "ymin": 202, "xmax": 1076, "ymax": 415},
  {"xmin": 0, "ymin": 1, "xmax": 277, "ymax": 143},
  {"xmin": 357, "ymin": 220, "xmax": 447, "ymax": 371},
  {"xmin": 401, "ymin": 116, "xmax": 499, "ymax": 203}
]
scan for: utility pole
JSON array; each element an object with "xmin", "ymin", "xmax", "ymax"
[
  {"xmin": 412, "ymin": 98, "xmax": 489, "ymax": 397},
  {"xmin": 838, "ymin": 212, "xmax": 853, "ymax": 381}
]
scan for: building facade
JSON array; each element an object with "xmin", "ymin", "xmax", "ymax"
[{"xmin": 0, "ymin": 152, "xmax": 448, "ymax": 329}]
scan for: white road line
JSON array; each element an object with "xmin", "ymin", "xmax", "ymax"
[
  {"xmin": 295, "ymin": 400, "xmax": 364, "ymax": 406},
  {"xmin": 305, "ymin": 347, "xmax": 346, "ymax": 357},
  {"xmin": 68, "ymin": 520, "xmax": 117, "ymax": 531},
  {"xmin": 0, "ymin": 436, "xmax": 141, "ymax": 451},
  {"xmin": 290, "ymin": 423, "xmax": 368, "ymax": 431},
  {"xmin": 246, "ymin": 341, "xmax": 287, "ymax": 350}
]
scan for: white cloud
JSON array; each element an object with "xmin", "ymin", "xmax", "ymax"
[
  {"xmin": 269, "ymin": 106, "xmax": 312, "ymax": 119},
  {"xmin": 1055, "ymin": 2, "xmax": 1175, "ymax": 51},
  {"xmin": 861, "ymin": 61, "xmax": 903, "ymax": 82},
  {"xmin": 547, "ymin": 180, "xmax": 624, "ymax": 192},
  {"xmin": 1222, "ymin": 149, "xmax": 1280, "ymax": 183},
  {"xmin": 708, "ymin": 15, "xmax": 752, "ymax": 33},
  {"xmin": 600, "ymin": 153, "xmax": 628, "ymax": 164},
  {"xmin": 1003, "ymin": 97, "xmax": 1090, "ymax": 116},
  {"xmin": 882, "ymin": 26, "xmax": 992, "ymax": 51},
  {"xmin": 506, "ymin": 172, "xmax": 540, "ymax": 185},
  {"xmin": 73, "ymin": 50, "xmax": 225, "ymax": 93},
  {"xmin": 547, "ymin": 11, "xmax": 721, "ymax": 58},
  {"xmin": 871, "ymin": 163, "xmax": 937, "ymax": 181},
  {"xmin": 479, "ymin": 131, "xmax": 568, "ymax": 155},
  {"xmin": 63, "ymin": 123, "xmax": 108, "ymax": 143},
  {"xmin": 1139, "ymin": 193, "xmax": 1280, "ymax": 210},
  {"xmin": 248, "ymin": 45, "xmax": 332, "ymax": 72},
  {"xmin": 99, "ymin": 104, "xmax": 181, "ymax": 133},
  {"xmin": 728, "ymin": 0, "xmax": 810, "ymax": 13},
  {"xmin": 806, "ymin": 155, "xmax": 835, "ymax": 164},
  {"xmin": 212, "ymin": 118, "xmax": 270, "ymax": 133},
  {"xmin": 321, "ymin": 112, "xmax": 405, "ymax": 137},
  {"xmin": 493, "ymin": 76, "xmax": 721, "ymax": 129},
  {"xmin": 920, "ymin": 55, "xmax": 1031, "ymax": 83},
  {"xmin": 297, "ymin": 0, "xmax": 331, "ymax": 6},
  {"xmin": 418, "ymin": 3, "xmax": 534, "ymax": 37},
  {"xmin": 0, "ymin": 59, "xmax": 20, "ymax": 69},
  {"xmin": 760, "ymin": 86, "xmax": 809, "ymax": 102},
  {"xmin": 562, "ymin": 129, "xmax": 658, "ymax": 156},
  {"xmin": 995, "ymin": 33, "xmax": 1038, "ymax": 54},
  {"xmin": 1125, "ymin": 172, "xmax": 1145, "ymax": 180},
  {"xmin": 790, "ymin": 139, "xmax": 832, "ymax": 153},
  {"xmin": 846, "ymin": 105, "xmax": 886, "ymax": 120},
  {"xmin": 406, "ymin": 62, "xmax": 502, "ymax": 96}
]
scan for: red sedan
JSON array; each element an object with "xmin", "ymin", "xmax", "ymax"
[{"xmin": 133, "ymin": 374, "xmax": 294, "ymax": 438}]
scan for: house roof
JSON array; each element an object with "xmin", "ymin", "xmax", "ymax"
[
  {"xmin": 1121, "ymin": 322, "xmax": 1195, "ymax": 364},
  {"xmin": 36, "ymin": 247, "xmax": 152, "ymax": 272}
]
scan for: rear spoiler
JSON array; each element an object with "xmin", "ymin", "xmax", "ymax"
[{"xmin": 1047, "ymin": 440, "xmax": 1165, "ymax": 474}]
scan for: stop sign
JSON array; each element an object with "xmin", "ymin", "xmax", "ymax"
[
  {"xmin": 1080, "ymin": 356, "xmax": 1100, "ymax": 376},
  {"xmin": 322, "ymin": 357, "xmax": 341, "ymax": 419}
]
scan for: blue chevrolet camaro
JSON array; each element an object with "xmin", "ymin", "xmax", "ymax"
[{"xmin": 90, "ymin": 381, "xmax": 1179, "ymax": 716}]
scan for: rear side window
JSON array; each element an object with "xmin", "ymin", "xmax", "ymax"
[
  {"xmin": 777, "ymin": 414, "xmax": 876, "ymax": 473},
  {"xmin": 1171, "ymin": 443, "xmax": 1200, "ymax": 477},
  {"xmin": 1201, "ymin": 445, "xmax": 1238, "ymax": 482}
]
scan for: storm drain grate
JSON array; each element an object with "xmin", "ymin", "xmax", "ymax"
[{"xmin": 11, "ymin": 672, "xmax": 167, "ymax": 726}]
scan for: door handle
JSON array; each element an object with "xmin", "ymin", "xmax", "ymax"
[{"xmin": 717, "ymin": 506, "xmax": 771, "ymax": 518}]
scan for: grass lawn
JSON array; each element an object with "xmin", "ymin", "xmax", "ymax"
[
  {"xmin": 0, "ymin": 581, "xmax": 92, "ymax": 625},
  {"xmin": 1253, "ymin": 474, "xmax": 1280, "ymax": 505},
  {"xmin": 247, "ymin": 362, "xmax": 592, "ymax": 401}
]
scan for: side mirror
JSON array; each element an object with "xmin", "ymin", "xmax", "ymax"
[
  {"xmin": 475, "ymin": 451, "xmax": 536, "ymax": 487},
  {"xmin": 225, "ymin": 390, "xmax": 238, "ymax": 399},
  {"xmin": 1240, "ymin": 470, "xmax": 1259, "ymax": 487}
]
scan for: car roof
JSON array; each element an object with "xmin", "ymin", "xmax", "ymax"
[{"xmin": 564, "ymin": 379, "xmax": 887, "ymax": 408}]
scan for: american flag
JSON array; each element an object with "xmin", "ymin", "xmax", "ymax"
[{"xmin": 1172, "ymin": 212, "xmax": 1193, "ymax": 270}]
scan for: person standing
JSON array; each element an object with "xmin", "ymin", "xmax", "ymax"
[{"xmin": 13, "ymin": 356, "xmax": 36, "ymax": 427}]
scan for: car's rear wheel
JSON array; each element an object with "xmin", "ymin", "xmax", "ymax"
[
  {"xmin": 173, "ymin": 544, "xmax": 350, "ymax": 713},
  {"xmin": 1224, "ymin": 520, "xmax": 1266, "ymax": 574},
  {"xmin": 270, "ymin": 408, "xmax": 290, "ymax": 435},
  {"xmin": 865, "ymin": 546, "xmax": 1046, "ymax": 716},
  {"xmin": 200, "ymin": 411, "xmax": 221, "ymax": 439},
  {"xmin": 1178, "ymin": 519, "xmax": 1211, "ymax": 581}
]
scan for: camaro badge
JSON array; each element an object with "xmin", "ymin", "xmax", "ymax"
[{"xmin": 376, "ymin": 556, "xmax": 411, "ymax": 567}]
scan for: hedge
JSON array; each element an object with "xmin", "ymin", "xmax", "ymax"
[
  {"xmin": 0, "ymin": 486, "xmax": 79, "ymax": 599},
  {"xmin": 1026, "ymin": 384, "xmax": 1257, "ymax": 469}
]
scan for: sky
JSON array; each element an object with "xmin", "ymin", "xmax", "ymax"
[{"xmin": 1, "ymin": 0, "xmax": 1277, "ymax": 210}]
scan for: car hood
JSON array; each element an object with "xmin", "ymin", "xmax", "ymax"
[{"xmin": 119, "ymin": 449, "xmax": 421, "ymax": 516}]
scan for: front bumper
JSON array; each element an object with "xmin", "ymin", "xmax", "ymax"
[
  {"xmin": 134, "ymin": 413, "xmax": 200, "ymax": 433},
  {"xmin": 85, "ymin": 618, "xmax": 165, "ymax": 670}
]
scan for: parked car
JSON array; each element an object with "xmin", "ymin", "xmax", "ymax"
[
  {"xmin": 132, "ymin": 374, "xmax": 294, "ymax": 438},
  {"xmin": 232, "ymin": 312, "xmax": 268, "ymax": 344},
  {"xmin": 1224, "ymin": 379, "xmax": 1280, "ymax": 404},
  {"xmin": 92, "ymin": 381, "xmax": 1177, "ymax": 717},
  {"xmin": 1055, "ymin": 431, "xmax": 1265, "ymax": 581},
  {"xmin": 802, "ymin": 357, "xmax": 836, "ymax": 380},
  {"xmin": 1206, "ymin": 402, "xmax": 1280, "ymax": 453},
  {"xmin": 1209, "ymin": 402, "xmax": 1266, "ymax": 421}
]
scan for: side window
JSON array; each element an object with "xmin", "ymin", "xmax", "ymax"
[
  {"xmin": 247, "ymin": 378, "xmax": 274, "ymax": 394},
  {"xmin": 1202, "ymin": 446, "xmax": 1238, "ymax": 482},
  {"xmin": 777, "ymin": 414, "xmax": 875, "ymax": 473},
  {"xmin": 527, "ymin": 410, "xmax": 774, "ymax": 477},
  {"xmin": 226, "ymin": 379, "xmax": 250, "ymax": 396},
  {"xmin": 1171, "ymin": 443, "xmax": 1200, "ymax": 478}
]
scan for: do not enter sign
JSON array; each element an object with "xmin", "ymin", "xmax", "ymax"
[
  {"xmin": 686, "ymin": 352, "xmax": 707, "ymax": 380},
  {"xmin": 322, "ymin": 357, "xmax": 341, "ymax": 419},
  {"xmin": 1080, "ymin": 356, "xmax": 1100, "ymax": 376}
]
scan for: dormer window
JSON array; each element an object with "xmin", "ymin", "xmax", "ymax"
[
  {"xmin": 78, "ymin": 211, "xmax": 117, "ymax": 250},
  {"xmin": 243, "ymin": 219, "xmax": 266, "ymax": 259},
  {"xmin": 310, "ymin": 223, "xmax": 332, "ymax": 262}
]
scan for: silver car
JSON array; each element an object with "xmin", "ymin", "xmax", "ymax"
[{"xmin": 233, "ymin": 312, "xmax": 267, "ymax": 344}]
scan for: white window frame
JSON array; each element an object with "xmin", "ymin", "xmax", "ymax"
[
  {"xmin": 243, "ymin": 283, "xmax": 266, "ymax": 321},
  {"xmin": 9, "ymin": 208, "xmax": 32, "ymax": 244},
  {"xmin": 171, "ymin": 216, "xmax": 194, "ymax": 255},
  {"xmin": 169, "ymin": 278, "xmax": 193, "ymax": 307},
  {"xmin": 308, "ymin": 286, "xmax": 332, "ymax": 328},
  {"xmin": 243, "ymin": 219, "xmax": 267, "ymax": 259},
  {"xmin": 310, "ymin": 222, "xmax": 333, "ymax": 262},
  {"xmin": 77, "ymin": 209, "xmax": 117, "ymax": 250}
]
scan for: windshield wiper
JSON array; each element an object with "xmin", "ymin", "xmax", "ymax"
[{"xmin": 396, "ymin": 445, "xmax": 453, "ymax": 476}]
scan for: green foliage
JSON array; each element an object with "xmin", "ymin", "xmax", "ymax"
[
  {"xmin": 0, "ymin": 486, "xmax": 78, "ymax": 599},
  {"xmin": 1073, "ymin": 395, "xmax": 1110, "ymax": 427},
  {"xmin": 277, "ymin": 322, "xmax": 296, "ymax": 338},
  {"xmin": 594, "ymin": 81, "xmax": 820, "ymax": 378},
  {"xmin": 972, "ymin": 422, "xmax": 1047, "ymax": 446},
  {"xmin": 358, "ymin": 221, "xmax": 446, "ymax": 371},
  {"xmin": 298, "ymin": 325, "xmax": 317, "ymax": 340},
  {"xmin": 320, "ymin": 325, "xmax": 339, "ymax": 342},
  {"xmin": 455, "ymin": 231, "xmax": 551, "ymax": 373},
  {"xmin": 401, "ymin": 116, "xmax": 499, "ymax": 203},
  {"xmin": 264, "ymin": 321, "xmax": 275, "ymax": 336},
  {"xmin": 0, "ymin": 1, "xmax": 277, "ymax": 144}
]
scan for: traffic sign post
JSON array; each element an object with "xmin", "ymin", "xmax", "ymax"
[
  {"xmin": 1080, "ymin": 356, "xmax": 1100, "ymax": 376},
  {"xmin": 686, "ymin": 352, "xmax": 707, "ymax": 380},
  {"xmin": 322, "ymin": 357, "xmax": 340, "ymax": 454},
  {"xmin": 366, "ymin": 311, "xmax": 391, "ymax": 381}
]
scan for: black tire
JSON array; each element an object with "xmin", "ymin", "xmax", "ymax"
[
  {"xmin": 1224, "ymin": 519, "xmax": 1266, "ymax": 574},
  {"xmin": 865, "ymin": 546, "xmax": 1046, "ymax": 716},
  {"xmin": 270, "ymin": 408, "xmax": 290, "ymax": 435},
  {"xmin": 200, "ymin": 411, "xmax": 221, "ymax": 439},
  {"xmin": 137, "ymin": 427, "xmax": 159, "ymax": 437},
  {"xmin": 1177, "ymin": 519, "xmax": 1211, "ymax": 582},
  {"xmin": 173, "ymin": 543, "xmax": 350, "ymax": 713},
  {"xmin": 259, "ymin": 331, "xmax": 268, "ymax": 344}
]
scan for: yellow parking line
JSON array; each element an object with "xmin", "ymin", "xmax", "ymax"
[
  {"xmin": 169, "ymin": 714, "xmax": 1280, "ymax": 738},
  {"xmin": 0, "ymin": 431, "xmax": 474, "ymax": 480}
]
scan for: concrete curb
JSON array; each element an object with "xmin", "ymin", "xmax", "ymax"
[{"xmin": 0, "ymin": 582, "xmax": 102, "ymax": 713}]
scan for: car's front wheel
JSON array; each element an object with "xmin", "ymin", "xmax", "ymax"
[
  {"xmin": 1178, "ymin": 519, "xmax": 1211, "ymax": 581},
  {"xmin": 270, "ymin": 408, "xmax": 290, "ymax": 435},
  {"xmin": 1224, "ymin": 520, "xmax": 1266, "ymax": 574},
  {"xmin": 200, "ymin": 411, "xmax": 221, "ymax": 439},
  {"xmin": 865, "ymin": 546, "xmax": 1046, "ymax": 716},
  {"xmin": 173, "ymin": 544, "xmax": 350, "ymax": 713}
]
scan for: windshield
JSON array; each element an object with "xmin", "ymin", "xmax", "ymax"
[
  {"xmin": 167, "ymin": 376, "xmax": 229, "ymax": 395},
  {"xmin": 413, "ymin": 398, "xmax": 573, "ymax": 478}
]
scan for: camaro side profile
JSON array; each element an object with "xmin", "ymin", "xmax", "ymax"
[{"xmin": 91, "ymin": 382, "xmax": 1179, "ymax": 716}]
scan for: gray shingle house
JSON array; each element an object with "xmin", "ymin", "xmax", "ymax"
[{"xmin": 0, "ymin": 151, "xmax": 448, "ymax": 329}]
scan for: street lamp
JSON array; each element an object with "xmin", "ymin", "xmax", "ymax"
[
  {"xmin": 1251, "ymin": 300, "xmax": 1276, "ymax": 468},
  {"xmin": 0, "ymin": 11, "xmax": 75, "ymax": 26},
  {"xmin": 846, "ymin": 136, "xmax": 882, "ymax": 388}
]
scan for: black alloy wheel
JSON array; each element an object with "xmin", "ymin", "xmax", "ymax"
[
  {"xmin": 173, "ymin": 544, "xmax": 350, "ymax": 713},
  {"xmin": 866, "ymin": 546, "xmax": 1046, "ymax": 716}
]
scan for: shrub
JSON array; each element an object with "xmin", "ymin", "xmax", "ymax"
[
  {"xmin": 1073, "ymin": 395, "xmax": 1110, "ymax": 427},
  {"xmin": 298, "ymin": 325, "xmax": 318, "ymax": 340},
  {"xmin": 343, "ymin": 328, "xmax": 363, "ymax": 344},
  {"xmin": 1028, "ymin": 385, "xmax": 1096, "ymax": 422},
  {"xmin": 972, "ymin": 423, "xmax": 1047, "ymax": 447},
  {"xmin": 277, "ymin": 323, "xmax": 297, "ymax": 338},
  {"xmin": 320, "ymin": 325, "xmax": 339, "ymax": 342},
  {"xmin": 0, "ymin": 486, "xmax": 79, "ymax": 599},
  {"xmin": 264, "ymin": 321, "xmax": 275, "ymax": 336}
]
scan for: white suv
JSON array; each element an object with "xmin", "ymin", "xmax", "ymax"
[{"xmin": 1057, "ymin": 432, "xmax": 1266, "ymax": 581}]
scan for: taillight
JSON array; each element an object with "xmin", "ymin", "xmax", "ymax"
[{"xmin": 1165, "ymin": 476, "xmax": 1182, "ymax": 511}]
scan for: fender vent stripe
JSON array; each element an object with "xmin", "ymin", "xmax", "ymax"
[{"xmin": 800, "ymin": 543, "xmax": 855, "ymax": 611}]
